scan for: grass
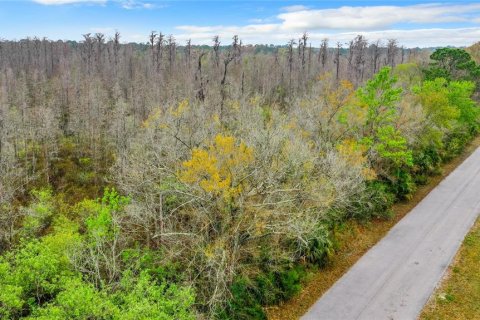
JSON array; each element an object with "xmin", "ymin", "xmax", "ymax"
[
  {"xmin": 265, "ymin": 135, "xmax": 480, "ymax": 320},
  {"xmin": 420, "ymin": 217, "xmax": 480, "ymax": 320}
]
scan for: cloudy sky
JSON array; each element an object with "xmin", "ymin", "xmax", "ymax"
[{"xmin": 0, "ymin": 0, "xmax": 479, "ymax": 47}]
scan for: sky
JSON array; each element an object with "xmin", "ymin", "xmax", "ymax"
[{"xmin": 0, "ymin": 0, "xmax": 479, "ymax": 47}]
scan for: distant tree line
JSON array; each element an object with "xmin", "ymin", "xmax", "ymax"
[{"xmin": 1, "ymin": 31, "xmax": 479, "ymax": 319}]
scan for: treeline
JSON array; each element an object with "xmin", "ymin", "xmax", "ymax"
[{"xmin": 0, "ymin": 32, "xmax": 479, "ymax": 319}]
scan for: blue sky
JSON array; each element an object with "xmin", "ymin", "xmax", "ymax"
[{"xmin": 0, "ymin": 0, "xmax": 479, "ymax": 47}]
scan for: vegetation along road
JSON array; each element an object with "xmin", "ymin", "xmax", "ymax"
[{"xmin": 303, "ymin": 147, "xmax": 480, "ymax": 320}]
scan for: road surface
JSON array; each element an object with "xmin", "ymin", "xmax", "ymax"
[{"xmin": 302, "ymin": 147, "xmax": 480, "ymax": 320}]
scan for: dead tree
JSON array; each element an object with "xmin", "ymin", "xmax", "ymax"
[
  {"xmin": 185, "ymin": 39, "xmax": 192, "ymax": 67},
  {"xmin": 155, "ymin": 32, "xmax": 165, "ymax": 72},
  {"xmin": 347, "ymin": 39, "xmax": 354, "ymax": 73},
  {"xmin": 319, "ymin": 38, "xmax": 328, "ymax": 69},
  {"xmin": 94, "ymin": 33, "xmax": 105, "ymax": 72},
  {"xmin": 82, "ymin": 33, "xmax": 94, "ymax": 75},
  {"xmin": 212, "ymin": 35, "xmax": 220, "ymax": 68},
  {"xmin": 386, "ymin": 39, "xmax": 398, "ymax": 67},
  {"xmin": 352, "ymin": 35, "xmax": 368, "ymax": 82},
  {"xmin": 308, "ymin": 43, "xmax": 312, "ymax": 76},
  {"xmin": 167, "ymin": 35, "xmax": 176, "ymax": 73},
  {"xmin": 220, "ymin": 51, "xmax": 234, "ymax": 120},
  {"xmin": 334, "ymin": 42, "xmax": 342, "ymax": 81},
  {"xmin": 149, "ymin": 31, "xmax": 157, "ymax": 67},
  {"xmin": 195, "ymin": 52, "xmax": 207, "ymax": 102},
  {"xmin": 300, "ymin": 32, "xmax": 308, "ymax": 71},
  {"xmin": 112, "ymin": 31, "xmax": 120, "ymax": 70},
  {"xmin": 371, "ymin": 40, "xmax": 382, "ymax": 74},
  {"xmin": 232, "ymin": 35, "xmax": 240, "ymax": 63},
  {"xmin": 287, "ymin": 39, "xmax": 296, "ymax": 90}
]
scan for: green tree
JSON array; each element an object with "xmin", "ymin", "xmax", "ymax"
[
  {"xmin": 356, "ymin": 67, "xmax": 413, "ymax": 169},
  {"xmin": 28, "ymin": 276, "xmax": 117, "ymax": 320},
  {"xmin": 29, "ymin": 272, "xmax": 195, "ymax": 320},
  {"xmin": 448, "ymin": 81, "xmax": 479, "ymax": 133},
  {"xmin": 0, "ymin": 227, "xmax": 80, "ymax": 318},
  {"xmin": 415, "ymin": 78, "xmax": 460, "ymax": 147},
  {"xmin": 424, "ymin": 48, "xmax": 480, "ymax": 82},
  {"xmin": 115, "ymin": 270, "xmax": 195, "ymax": 320}
]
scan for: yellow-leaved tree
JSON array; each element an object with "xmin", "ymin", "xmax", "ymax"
[
  {"xmin": 180, "ymin": 134, "xmax": 254, "ymax": 201},
  {"xmin": 337, "ymin": 139, "xmax": 377, "ymax": 180}
]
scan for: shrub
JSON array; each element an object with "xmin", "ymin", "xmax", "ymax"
[
  {"xmin": 220, "ymin": 265, "xmax": 306, "ymax": 320},
  {"xmin": 350, "ymin": 181, "xmax": 395, "ymax": 220},
  {"xmin": 412, "ymin": 146, "xmax": 442, "ymax": 184},
  {"xmin": 28, "ymin": 276, "xmax": 117, "ymax": 320},
  {"xmin": 300, "ymin": 224, "xmax": 334, "ymax": 267},
  {"xmin": 388, "ymin": 168, "xmax": 416, "ymax": 200},
  {"xmin": 114, "ymin": 271, "xmax": 195, "ymax": 320},
  {"xmin": 21, "ymin": 188, "xmax": 55, "ymax": 237},
  {"xmin": 221, "ymin": 277, "xmax": 267, "ymax": 320},
  {"xmin": 0, "ymin": 230, "xmax": 79, "ymax": 318}
]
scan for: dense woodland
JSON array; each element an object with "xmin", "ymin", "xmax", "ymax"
[{"xmin": 0, "ymin": 32, "xmax": 480, "ymax": 319}]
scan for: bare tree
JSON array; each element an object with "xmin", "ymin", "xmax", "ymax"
[
  {"xmin": 387, "ymin": 39, "xmax": 398, "ymax": 67},
  {"xmin": 82, "ymin": 33, "xmax": 94, "ymax": 74},
  {"xmin": 167, "ymin": 35, "xmax": 176, "ymax": 73},
  {"xmin": 301, "ymin": 32, "xmax": 308, "ymax": 71},
  {"xmin": 320, "ymin": 38, "xmax": 328, "ymax": 69},
  {"xmin": 371, "ymin": 39, "xmax": 382, "ymax": 74},
  {"xmin": 149, "ymin": 31, "xmax": 157, "ymax": 67},
  {"xmin": 212, "ymin": 35, "xmax": 220, "ymax": 68},
  {"xmin": 352, "ymin": 35, "xmax": 368, "ymax": 82},
  {"xmin": 112, "ymin": 31, "xmax": 121, "ymax": 70},
  {"xmin": 287, "ymin": 39, "xmax": 296, "ymax": 90},
  {"xmin": 155, "ymin": 32, "xmax": 165, "ymax": 72},
  {"xmin": 195, "ymin": 51, "xmax": 207, "ymax": 102},
  {"xmin": 185, "ymin": 39, "xmax": 192, "ymax": 67},
  {"xmin": 334, "ymin": 42, "xmax": 342, "ymax": 81}
]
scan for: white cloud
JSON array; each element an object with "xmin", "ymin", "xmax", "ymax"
[
  {"xmin": 33, "ymin": 0, "xmax": 105, "ymax": 4},
  {"xmin": 314, "ymin": 28, "xmax": 480, "ymax": 48},
  {"xmin": 172, "ymin": 3, "xmax": 480, "ymax": 47},
  {"xmin": 33, "ymin": 0, "xmax": 161, "ymax": 8},
  {"xmin": 248, "ymin": 17, "xmax": 276, "ymax": 24},
  {"xmin": 172, "ymin": 26, "xmax": 480, "ymax": 48},
  {"xmin": 120, "ymin": 0, "xmax": 163, "ymax": 9},
  {"xmin": 281, "ymin": 5, "xmax": 309, "ymax": 12},
  {"xmin": 177, "ymin": 24, "xmax": 278, "ymax": 34},
  {"xmin": 277, "ymin": 3, "xmax": 480, "ymax": 31}
]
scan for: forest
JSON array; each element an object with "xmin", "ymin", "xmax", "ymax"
[{"xmin": 0, "ymin": 32, "xmax": 480, "ymax": 319}]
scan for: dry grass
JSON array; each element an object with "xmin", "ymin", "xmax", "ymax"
[
  {"xmin": 266, "ymin": 136, "xmax": 480, "ymax": 320},
  {"xmin": 420, "ymin": 217, "xmax": 480, "ymax": 320}
]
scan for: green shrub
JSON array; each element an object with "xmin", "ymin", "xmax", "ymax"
[
  {"xmin": 0, "ymin": 230, "xmax": 79, "ymax": 318},
  {"xmin": 220, "ymin": 277, "xmax": 267, "ymax": 320},
  {"xmin": 114, "ymin": 270, "xmax": 195, "ymax": 320},
  {"xmin": 220, "ymin": 265, "xmax": 306, "ymax": 320},
  {"xmin": 277, "ymin": 266, "xmax": 304, "ymax": 300},
  {"xmin": 0, "ymin": 188, "xmax": 195, "ymax": 320},
  {"xmin": 412, "ymin": 146, "xmax": 442, "ymax": 185},
  {"xmin": 28, "ymin": 276, "xmax": 117, "ymax": 320},
  {"xmin": 27, "ymin": 271, "xmax": 195, "ymax": 320},
  {"xmin": 22, "ymin": 188, "xmax": 55, "ymax": 237},
  {"xmin": 350, "ymin": 181, "xmax": 395, "ymax": 221},
  {"xmin": 388, "ymin": 168, "xmax": 416, "ymax": 200},
  {"xmin": 300, "ymin": 224, "xmax": 334, "ymax": 267},
  {"xmin": 444, "ymin": 131, "xmax": 470, "ymax": 159}
]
